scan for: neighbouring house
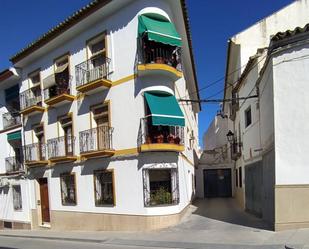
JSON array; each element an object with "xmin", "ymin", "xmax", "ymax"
[
  {"xmin": 0, "ymin": 0, "xmax": 200, "ymax": 231},
  {"xmin": 0, "ymin": 69, "xmax": 31, "ymax": 229},
  {"xmin": 200, "ymin": 0, "xmax": 309, "ymax": 231}
]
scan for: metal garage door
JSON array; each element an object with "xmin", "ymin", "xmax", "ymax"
[
  {"xmin": 245, "ymin": 162, "xmax": 263, "ymax": 217},
  {"xmin": 203, "ymin": 169, "xmax": 232, "ymax": 198}
]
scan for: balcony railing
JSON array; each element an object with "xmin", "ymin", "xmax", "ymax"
[
  {"xmin": 20, "ymin": 89, "xmax": 42, "ymax": 110},
  {"xmin": 2, "ymin": 112, "xmax": 21, "ymax": 129},
  {"xmin": 75, "ymin": 55, "xmax": 111, "ymax": 87},
  {"xmin": 79, "ymin": 126, "xmax": 113, "ymax": 154},
  {"xmin": 47, "ymin": 136, "xmax": 75, "ymax": 159},
  {"xmin": 5, "ymin": 156, "xmax": 23, "ymax": 173},
  {"xmin": 140, "ymin": 118, "xmax": 184, "ymax": 145},
  {"xmin": 139, "ymin": 40, "xmax": 182, "ymax": 71},
  {"xmin": 24, "ymin": 143, "xmax": 46, "ymax": 162},
  {"xmin": 43, "ymin": 76, "xmax": 73, "ymax": 100}
]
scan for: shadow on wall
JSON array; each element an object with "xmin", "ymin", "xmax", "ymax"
[{"xmin": 191, "ymin": 198, "xmax": 271, "ymax": 230}]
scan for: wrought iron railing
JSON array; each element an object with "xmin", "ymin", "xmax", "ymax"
[
  {"xmin": 79, "ymin": 126, "xmax": 113, "ymax": 154},
  {"xmin": 47, "ymin": 136, "xmax": 75, "ymax": 159},
  {"xmin": 75, "ymin": 55, "xmax": 111, "ymax": 88},
  {"xmin": 140, "ymin": 117, "xmax": 184, "ymax": 145},
  {"xmin": 43, "ymin": 75, "xmax": 73, "ymax": 100},
  {"xmin": 139, "ymin": 39, "xmax": 182, "ymax": 71},
  {"xmin": 20, "ymin": 89, "xmax": 42, "ymax": 110},
  {"xmin": 5, "ymin": 156, "xmax": 23, "ymax": 173},
  {"xmin": 2, "ymin": 112, "xmax": 21, "ymax": 129},
  {"xmin": 24, "ymin": 143, "xmax": 46, "ymax": 162}
]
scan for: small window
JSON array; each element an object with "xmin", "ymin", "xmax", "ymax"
[
  {"xmin": 13, "ymin": 185, "xmax": 22, "ymax": 211},
  {"xmin": 245, "ymin": 106, "xmax": 252, "ymax": 128},
  {"xmin": 92, "ymin": 103, "xmax": 109, "ymax": 126},
  {"xmin": 235, "ymin": 169, "xmax": 238, "ymax": 187},
  {"xmin": 143, "ymin": 168, "xmax": 179, "ymax": 206},
  {"xmin": 239, "ymin": 167, "xmax": 242, "ymax": 188},
  {"xmin": 60, "ymin": 173, "xmax": 76, "ymax": 205},
  {"xmin": 29, "ymin": 72, "xmax": 40, "ymax": 86},
  {"xmin": 94, "ymin": 170, "xmax": 115, "ymax": 206}
]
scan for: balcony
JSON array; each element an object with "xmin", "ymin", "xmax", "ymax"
[
  {"xmin": 47, "ymin": 136, "xmax": 77, "ymax": 163},
  {"xmin": 79, "ymin": 126, "xmax": 114, "ymax": 160},
  {"xmin": 24, "ymin": 143, "xmax": 48, "ymax": 167},
  {"xmin": 140, "ymin": 118, "xmax": 184, "ymax": 152},
  {"xmin": 5, "ymin": 156, "xmax": 23, "ymax": 174},
  {"xmin": 2, "ymin": 112, "xmax": 21, "ymax": 130},
  {"xmin": 20, "ymin": 89, "xmax": 45, "ymax": 116},
  {"xmin": 44, "ymin": 75, "xmax": 74, "ymax": 107},
  {"xmin": 75, "ymin": 55, "xmax": 112, "ymax": 94},
  {"xmin": 138, "ymin": 40, "xmax": 182, "ymax": 80}
]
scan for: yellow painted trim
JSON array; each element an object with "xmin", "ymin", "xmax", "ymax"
[
  {"xmin": 49, "ymin": 156, "xmax": 77, "ymax": 164},
  {"xmin": 113, "ymin": 148, "xmax": 139, "ymax": 156},
  {"xmin": 81, "ymin": 150, "xmax": 115, "ymax": 160},
  {"xmin": 20, "ymin": 106, "xmax": 45, "ymax": 116},
  {"xmin": 26, "ymin": 160, "xmax": 49, "ymax": 167},
  {"xmin": 140, "ymin": 143, "xmax": 184, "ymax": 153},
  {"xmin": 44, "ymin": 93, "xmax": 75, "ymax": 106},
  {"xmin": 137, "ymin": 64, "xmax": 183, "ymax": 78},
  {"xmin": 275, "ymin": 184, "xmax": 309, "ymax": 188},
  {"xmin": 112, "ymin": 74, "xmax": 136, "ymax": 87},
  {"xmin": 76, "ymin": 78, "xmax": 112, "ymax": 93}
]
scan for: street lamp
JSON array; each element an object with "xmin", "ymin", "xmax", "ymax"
[{"xmin": 226, "ymin": 130, "xmax": 234, "ymax": 143}]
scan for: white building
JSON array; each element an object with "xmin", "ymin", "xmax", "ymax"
[
  {"xmin": 201, "ymin": 0, "xmax": 309, "ymax": 231},
  {"xmin": 0, "ymin": 0, "xmax": 200, "ymax": 231},
  {"xmin": 0, "ymin": 69, "xmax": 31, "ymax": 229}
]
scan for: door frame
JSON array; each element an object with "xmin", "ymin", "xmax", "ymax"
[{"xmin": 38, "ymin": 178, "xmax": 51, "ymax": 224}]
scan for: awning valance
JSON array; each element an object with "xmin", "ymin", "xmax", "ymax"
[
  {"xmin": 138, "ymin": 15, "xmax": 182, "ymax": 47},
  {"xmin": 144, "ymin": 92, "xmax": 185, "ymax": 127},
  {"xmin": 55, "ymin": 63, "xmax": 68, "ymax": 74},
  {"xmin": 43, "ymin": 74, "xmax": 56, "ymax": 88},
  {"xmin": 7, "ymin": 131, "xmax": 21, "ymax": 141}
]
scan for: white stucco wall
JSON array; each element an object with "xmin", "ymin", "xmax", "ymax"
[
  {"xmin": 16, "ymin": 0, "xmax": 199, "ymax": 218},
  {"xmin": 273, "ymin": 43, "xmax": 309, "ymax": 185},
  {"xmin": 232, "ymin": 0, "xmax": 309, "ymax": 72}
]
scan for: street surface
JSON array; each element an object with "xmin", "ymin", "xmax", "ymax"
[{"xmin": 0, "ymin": 199, "xmax": 308, "ymax": 249}]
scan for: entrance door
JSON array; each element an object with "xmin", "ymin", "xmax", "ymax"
[
  {"xmin": 39, "ymin": 178, "xmax": 50, "ymax": 223},
  {"xmin": 204, "ymin": 169, "xmax": 232, "ymax": 198}
]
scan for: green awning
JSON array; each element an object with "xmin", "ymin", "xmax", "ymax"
[
  {"xmin": 138, "ymin": 15, "xmax": 182, "ymax": 47},
  {"xmin": 7, "ymin": 131, "xmax": 21, "ymax": 141},
  {"xmin": 144, "ymin": 92, "xmax": 185, "ymax": 127}
]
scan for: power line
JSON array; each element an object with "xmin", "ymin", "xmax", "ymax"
[{"xmin": 179, "ymin": 95, "xmax": 258, "ymax": 103}]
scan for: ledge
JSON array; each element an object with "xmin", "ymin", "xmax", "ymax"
[
  {"xmin": 44, "ymin": 94, "xmax": 75, "ymax": 106},
  {"xmin": 76, "ymin": 78, "xmax": 112, "ymax": 93},
  {"xmin": 49, "ymin": 156, "xmax": 77, "ymax": 164},
  {"xmin": 140, "ymin": 143, "xmax": 184, "ymax": 153},
  {"xmin": 0, "ymin": 124, "xmax": 22, "ymax": 134},
  {"xmin": 25, "ymin": 160, "xmax": 49, "ymax": 167},
  {"xmin": 137, "ymin": 64, "xmax": 183, "ymax": 79},
  {"xmin": 80, "ymin": 150, "xmax": 115, "ymax": 160},
  {"xmin": 20, "ymin": 106, "xmax": 45, "ymax": 116}
]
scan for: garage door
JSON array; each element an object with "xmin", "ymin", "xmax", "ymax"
[{"xmin": 203, "ymin": 169, "xmax": 232, "ymax": 198}]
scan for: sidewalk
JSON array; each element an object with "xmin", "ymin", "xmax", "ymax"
[{"xmin": 1, "ymin": 200, "xmax": 309, "ymax": 249}]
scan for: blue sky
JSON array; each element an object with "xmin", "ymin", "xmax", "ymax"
[{"xmin": 0, "ymin": 0, "xmax": 293, "ymax": 147}]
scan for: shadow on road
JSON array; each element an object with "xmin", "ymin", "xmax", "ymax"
[{"xmin": 192, "ymin": 198, "xmax": 271, "ymax": 230}]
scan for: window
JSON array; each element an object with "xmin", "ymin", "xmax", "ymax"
[
  {"xmin": 60, "ymin": 173, "xmax": 76, "ymax": 205},
  {"xmin": 33, "ymin": 123, "xmax": 45, "ymax": 160},
  {"xmin": 59, "ymin": 116, "xmax": 73, "ymax": 156},
  {"xmin": 94, "ymin": 170, "xmax": 115, "ymax": 206},
  {"xmin": 88, "ymin": 33, "xmax": 106, "ymax": 67},
  {"xmin": 239, "ymin": 167, "xmax": 242, "ymax": 188},
  {"xmin": 245, "ymin": 106, "xmax": 252, "ymax": 128},
  {"xmin": 143, "ymin": 168, "xmax": 179, "ymax": 206},
  {"xmin": 235, "ymin": 169, "xmax": 238, "ymax": 187},
  {"xmin": 54, "ymin": 55, "xmax": 70, "ymax": 95},
  {"xmin": 13, "ymin": 185, "xmax": 22, "ymax": 210},
  {"xmin": 29, "ymin": 72, "xmax": 41, "ymax": 87}
]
